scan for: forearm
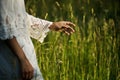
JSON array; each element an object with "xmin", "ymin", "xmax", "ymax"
[
  {"xmin": 5, "ymin": 37, "xmax": 34, "ymax": 79},
  {"xmin": 5, "ymin": 37, "xmax": 27, "ymax": 62}
]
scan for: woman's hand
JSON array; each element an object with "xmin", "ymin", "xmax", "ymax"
[
  {"xmin": 6, "ymin": 38, "xmax": 34, "ymax": 80},
  {"xmin": 49, "ymin": 21, "xmax": 75, "ymax": 35},
  {"xmin": 20, "ymin": 59, "xmax": 34, "ymax": 80}
]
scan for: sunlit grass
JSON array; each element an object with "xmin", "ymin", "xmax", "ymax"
[{"xmin": 26, "ymin": 0, "xmax": 119, "ymax": 80}]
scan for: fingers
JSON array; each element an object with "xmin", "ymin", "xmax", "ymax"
[
  {"xmin": 61, "ymin": 25, "xmax": 75, "ymax": 35},
  {"xmin": 22, "ymin": 69, "xmax": 34, "ymax": 80},
  {"xmin": 30, "ymin": 69, "xmax": 34, "ymax": 79},
  {"xmin": 65, "ymin": 21, "xmax": 76, "ymax": 27},
  {"xmin": 51, "ymin": 21, "xmax": 76, "ymax": 35}
]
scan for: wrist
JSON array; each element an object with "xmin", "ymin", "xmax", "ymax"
[
  {"xmin": 19, "ymin": 56, "xmax": 28, "ymax": 63},
  {"xmin": 49, "ymin": 22, "xmax": 57, "ymax": 31}
]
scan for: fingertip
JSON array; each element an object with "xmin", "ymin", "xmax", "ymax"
[
  {"xmin": 64, "ymin": 31, "xmax": 70, "ymax": 35},
  {"xmin": 72, "ymin": 23, "xmax": 76, "ymax": 27},
  {"xmin": 72, "ymin": 28, "xmax": 75, "ymax": 32},
  {"xmin": 68, "ymin": 22, "xmax": 76, "ymax": 27},
  {"xmin": 22, "ymin": 73, "xmax": 25, "ymax": 79}
]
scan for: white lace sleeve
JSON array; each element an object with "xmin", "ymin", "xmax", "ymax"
[{"xmin": 27, "ymin": 14, "xmax": 53, "ymax": 43}]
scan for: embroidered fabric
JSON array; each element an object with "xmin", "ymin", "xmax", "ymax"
[
  {"xmin": 27, "ymin": 14, "xmax": 52, "ymax": 43},
  {"xmin": 0, "ymin": 0, "xmax": 52, "ymax": 42},
  {"xmin": 0, "ymin": 15, "xmax": 28, "ymax": 40},
  {"xmin": 0, "ymin": 0, "xmax": 52, "ymax": 80},
  {"xmin": 0, "ymin": 0, "xmax": 28, "ymax": 39}
]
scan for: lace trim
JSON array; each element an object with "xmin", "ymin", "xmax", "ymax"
[
  {"xmin": 27, "ymin": 14, "xmax": 53, "ymax": 43},
  {"xmin": 29, "ymin": 23, "xmax": 52, "ymax": 43}
]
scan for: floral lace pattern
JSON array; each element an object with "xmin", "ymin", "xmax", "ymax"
[{"xmin": 27, "ymin": 14, "xmax": 52, "ymax": 43}]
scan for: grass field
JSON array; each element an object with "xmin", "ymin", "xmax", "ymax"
[{"xmin": 25, "ymin": 0, "xmax": 120, "ymax": 80}]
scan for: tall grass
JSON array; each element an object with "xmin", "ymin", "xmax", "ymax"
[{"xmin": 25, "ymin": 0, "xmax": 120, "ymax": 80}]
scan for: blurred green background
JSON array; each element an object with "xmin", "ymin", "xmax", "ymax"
[{"xmin": 25, "ymin": 0, "xmax": 120, "ymax": 80}]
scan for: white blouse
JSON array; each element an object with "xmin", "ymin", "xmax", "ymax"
[{"xmin": 0, "ymin": 0, "xmax": 52, "ymax": 80}]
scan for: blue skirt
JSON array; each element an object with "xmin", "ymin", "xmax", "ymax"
[{"xmin": 0, "ymin": 40, "xmax": 21, "ymax": 80}]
